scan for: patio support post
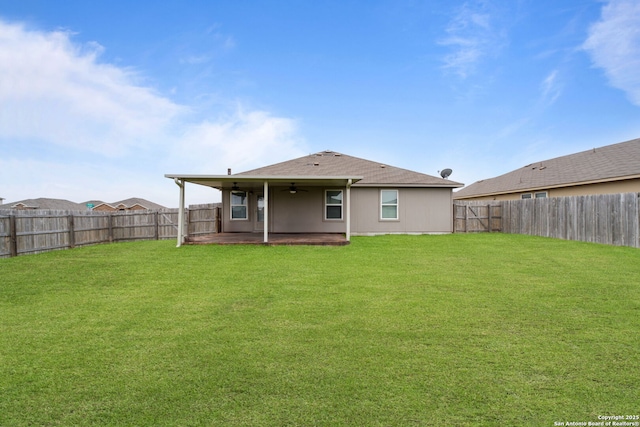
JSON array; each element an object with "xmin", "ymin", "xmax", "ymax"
[
  {"xmin": 263, "ymin": 180, "xmax": 269, "ymax": 243},
  {"xmin": 346, "ymin": 179, "xmax": 352, "ymax": 241},
  {"xmin": 174, "ymin": 178, "xmax": 185, "ymax": 247}
]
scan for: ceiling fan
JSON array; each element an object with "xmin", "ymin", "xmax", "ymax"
[{"xmin": 282, "ymin": 183, "xmax": 308, "ymax": 194}]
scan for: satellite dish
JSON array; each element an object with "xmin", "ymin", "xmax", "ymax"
[{"xmin": 440, "ymin": 168, "xmax": 453, "ymax": 179}]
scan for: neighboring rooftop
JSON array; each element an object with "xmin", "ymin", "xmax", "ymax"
[
  {"xmin": 237, "ymin": 150, "xmax": 463, "ymax": 187},
  {"xmin": 0, "ymin": 197, "xmax": 167, "ymax": 211},
  {"xmin": 91, "ymin": 198, "xmax": 168, "ymax": 211},
  {"xmin": 454, "ymin": 138, "xmax": 640, "ymax": 199},
  {"xmin": 0, "ymin": 198, "xmax": 87, "ymax": 210}
]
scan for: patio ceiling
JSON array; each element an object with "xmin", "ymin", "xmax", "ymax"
[{"xmin": 164, "ymin": 174, "xmax": 363, "ymax": 190}]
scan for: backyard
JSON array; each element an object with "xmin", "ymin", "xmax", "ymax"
[{"xmin": 1, "ymin": 234, "xmax": 638, "ymax": 426}]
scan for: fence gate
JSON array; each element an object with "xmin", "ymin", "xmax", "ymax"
[{"xmin": 454, "ymin": 203, "xmax": 502, "ymax": 233}]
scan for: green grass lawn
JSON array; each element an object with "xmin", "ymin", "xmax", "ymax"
[{"xmin": 1, "ymin": 234, "xmax": 639, "ymax": 426}]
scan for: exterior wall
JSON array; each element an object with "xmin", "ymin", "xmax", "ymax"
[
  {"xmin": 93, "ymin": 204, "xmax": 147, "ymax": 212},
  {"xmin": 93, "ymin": 205, "xmax": 117, "ymax": 212},
  {"xmin": 351, "ymin": 187, "xmax": 453, "ymax": 234},
  {"xmin": 221, "ymin": 187, "xmax": 346, "ymax": 233},
  {"xmin": 221, "ymin": 186, "xmax": 455, "ymax": 234},
  {"xmin": 549, "ymin": 179, "xmax": 640, "ymax": 197},
  {"xmin": 270, "ymin": 188, "xmax": 345, "ymax": 233},
  {"xmin": 454, "ymin": 178, "xmax": 640, "ymax": 201},
  {"xmin": 221, "ymin": 190, "xmax": 255, "ymax": 232}
]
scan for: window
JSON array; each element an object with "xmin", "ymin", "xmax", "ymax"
[
  {"xmin": 535, "ymin": 192, "xmax": 547, "ymax": 198},
  {"xmin": 230, "ymin": 191, "xmax": 248, "ymax": 220},
  {"xmin": 521, "ymin": 193, "xmax": 532, "ymax": 199},
  {"xmin": 325, "ymin": 190, "xmax": 343, "ymax": 220},
  {"xmin": 380, "ymin": 189, "xmax": 398, "ymax": 220}
]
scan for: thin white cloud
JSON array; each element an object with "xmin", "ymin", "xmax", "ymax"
[
  {"xmin": 0, "ymin": 20, "xmax": 185, "ymax": 157},
  {"xmin": 0, "ymin": 19, "xmax": 307, "ymax": 206},
  {"xmin": 583, "ymin": 0, "xmax": 640, "ymax": 106},
  {"xmin": 540, "ymin": 69, "xmax": 563, "ymax": 106},
  {"xmin": 174, "ymin": 108, "xmax": 307, "ymax": 174},
  {"xmin": 439, "ymin": 1, "xmax": 508, "ymax": 78}
]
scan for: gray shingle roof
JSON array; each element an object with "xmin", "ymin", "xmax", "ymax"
[
  {"xmin": 0, "ymin": 198, "xmax": 87, "ymax": 210},
  {"xmin": 0, "ymin": 198, "xmax": 167, "ymax": 211},
  {"xmin": 454, "ymin": 137, "xmax": 640, "ymax": 199},
  {"xmin": 236, "ymin": 150, "xmax": 463, "ymax": 187},
  {"xmin": 110, "ymin": 198, "xmax": 167, "ymax": 210}
]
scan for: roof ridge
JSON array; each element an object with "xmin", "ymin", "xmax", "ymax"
[
  {"xmin": 454, "ymin": 137, "xmax": 640, "ymax": 198},
  {"xmin": 234, "ymin": 150, "xmax": 463, "ymax": 186}
]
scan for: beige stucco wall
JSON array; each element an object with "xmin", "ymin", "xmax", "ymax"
[
  {"xmin": 454, "ymin": 178, "xmax": 640, "ymax": 201},
  {"xmin": 221, "ymin": 186, "xmax": 455, "ymax": 234},
  {"xmin": 222, "ymin": 187, "xmax": 345, "ymax": 233},
  {"xmin": 351, "ymin": 187, "xmax": 453, "ymax": 234}
]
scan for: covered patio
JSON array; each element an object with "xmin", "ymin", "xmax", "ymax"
[
  {"xmin": 186, "ymin": 232, "xmax": 349, "ymax": 246},
  {"xmin": 164, "ymin": 173, "xmax": 362, "ymax": 247}
]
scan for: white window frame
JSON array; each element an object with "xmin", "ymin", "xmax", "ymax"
[
  {"xmin": 535, "ymin": 191, "xmax": 548, "ymax": 198},
  {"xmin": 230, "ymin": 190, "xmax": 248, "ymax": 220},
  {"xmin": 324, "ymin": 189, "xmax": 343, "ymax": 220},
  {"xmin": 380, "ymin": 189, "xmax": 399, "ymax": 220},
  {"xmin": 521, "ymin": 193, "xmax": 532, "ymax": 199}
]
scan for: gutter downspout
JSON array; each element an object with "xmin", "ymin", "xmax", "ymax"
[
  {"xmin": 174, "ymin": 178, "xmax": 185, "ymax": 247},
  {"xmin": 346, "ymin": 179, "xmax": 352, "ymax": 242}
]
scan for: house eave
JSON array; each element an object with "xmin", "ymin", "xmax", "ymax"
[
  {"xmin": 165, "ymin": 174, "xmax": 363, "ymax": 190},
  {"xmin": 453, "ymin": 174, "xmax": 640, "ymax": 199},
  {"xmin": 353, "ymin": 182, "xmax": 464, "ymax": 189}
]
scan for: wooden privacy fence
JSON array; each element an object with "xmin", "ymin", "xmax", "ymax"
[
  {"xmin": 455, "ymin": 193, "xmax": 640, "ymax": 248},
  {"xmin": 454, "ymin": 202, "xmax": 502, "ymax": 233},
  {"xmin": 0, "ymin": 204, "xmax": 220, "ymax": 258}
]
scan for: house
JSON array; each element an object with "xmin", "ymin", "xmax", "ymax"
[
  {"xmin": 166, "ymin": 150, "xmax": 463, "ymax": 245},
  {"xmin": 89, "ymin": 198, "xmax": 167, "ymax": 212},
  {"xmin": 0, "ymin": 198, "xmax": 167, "ymax": 211},
  {"xmin": 454, "ymin": 137, "xmax": 640, "ymax": 201},
  {"xmin": 0, "ymin": 198, "xmax": 87, "ymax": 211}
]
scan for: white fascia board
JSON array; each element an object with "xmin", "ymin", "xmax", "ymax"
[
  {"xmin": 165, "ymin": 174, "xmax": 363, "ymax": 189},
  {"xmin": 352, "ymin": 182, "xmax": 464, "ymax": 188}
]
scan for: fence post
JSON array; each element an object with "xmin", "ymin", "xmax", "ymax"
[
  {"xmin": 108, "ymin": 213, "xmax": 114, "ymax": 243},
  {"xmin": 154, "ymin": 211, "xmax": 159, "ymax": 240},
  {"xmin": 464, "ymin": 205, "xmax": 468, "ymax": 233},
  {"xmin": 9, "ymin": 215, "xmax": 17, "ymax": 257},
  {"xmin": 68, "ymin": 214, "xmax": 75, "ymax": 249},
  {"xmin": 452, "ymin": 204, "xmax": 456, "ymax": 233},
  {"xmin": 487, "ymin": 204, "xmax": 492, "ymax": 232}
]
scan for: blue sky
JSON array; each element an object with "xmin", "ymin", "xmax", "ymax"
[{"xmin": 1, "ymin": 0, "xmax": 639, "ymax": 207}]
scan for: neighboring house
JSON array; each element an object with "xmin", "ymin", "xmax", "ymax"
[
  {"xmin": 90, "ymin": 198, "xmax": 167, "ymax": 211},
  {"xmin": 0, "ymin": 198, "xmax": 167, "ymax": 211},
  {"xmin": 166, "ymin": 150, "xmax": 463, "ymax": 244},
  {"xmin": 454, "ymin": 137, "xmax": 640, "ymax": 201},
  {"xmin": 0, "ymin": 198, "xmax": 87, "ymax": 211}
]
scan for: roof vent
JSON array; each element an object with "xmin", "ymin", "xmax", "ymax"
[
  {"xmin": 380, "ymin": 164, "xmax": 386, "ymax": 168},
  {"xmin": 334, "ymin": 153, "xmax": 341, "ymax": 157},
  {"xmin": 313, "ymin": 162, "xmax": 319, "ymax": 166}
]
